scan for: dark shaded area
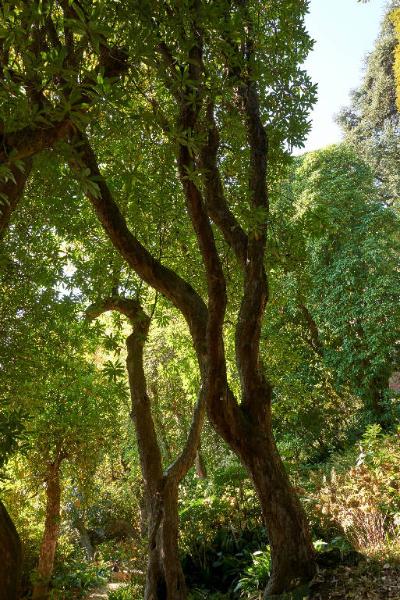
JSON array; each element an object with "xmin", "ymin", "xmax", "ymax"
[
  {"xmin": 182, "ymin": 525, "xmax": 268, "ymax": 595},
  {"xmin": 0, "ymin": 500, "xmax": 22, "ymax": 600}
]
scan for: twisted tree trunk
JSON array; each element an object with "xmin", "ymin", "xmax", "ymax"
[
  {"xmin": 87, "ymin": 297, "xmax": 205, "ymax": 600},
  {"xmin": 77, "ymin": 131, "xmax": 316, "ymax": 596},
  {"xmin": 126, "ymin": 319, "xmax": 184, "ymax": 600},
  {"xmin": 127, "ymin": 313, "xmax": 202, "ymax": 600},
  {"xmin": 225, "ymin": 403, "xmax": 316, "ymax": 595},
  {"xmin": 173, "ymin": 12, "xmax": 316, "ymax": 595}
]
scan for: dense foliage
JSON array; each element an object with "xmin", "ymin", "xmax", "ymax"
[{"xmin": 0, "ymin": 2, "xmax": 399, "ymax": 600}]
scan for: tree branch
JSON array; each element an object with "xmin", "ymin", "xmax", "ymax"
[
  {"xmin": 174, "ymin": 16, "xmax": 230, "ymax": 428},
  {"xmin": 234, "ymin": 14, "xmax": 271, "ymax": 416},
  {"xmin": 0, "ymin": 120, "xmax": 73, "ymax": 164},
  {"xmin": 200, "ymin": 103, "xmax": 248, "ymax": 267},
  {"xmin": 71, "ymin": 132, "xmax": 209, "ymax": 367},
  {"xmin": 0, "ymin": 159, "xmax": 32, "ymax": 240},
  {"xmin": 87, "ymin": 294, "xmax": 205, "ymax": 488},
  {"xmin": 86, "ymin": 296, "xmax": 142, "ymax": 324},
  {"xmin": 86, "ymin": 295, "xmax": 164, "ymax": 495}
]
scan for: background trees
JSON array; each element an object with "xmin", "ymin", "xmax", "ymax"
[
  {"xmin": 262, "ymin": 144, "xmax": 400, "ymax": 465},
  {"xmin": 338, "ymin": 0, "xmax": 400, "ymax": 212}
]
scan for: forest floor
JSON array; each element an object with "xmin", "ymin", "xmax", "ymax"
[
  {"xmin": 83, "ymin": 558, "xmax": 400, "ymax": 599},
  {"xmin": 309, "ymin": 558, "xmax": 400, "ymax": 599}
]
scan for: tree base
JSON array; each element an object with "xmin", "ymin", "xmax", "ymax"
[{"xmin": 264, "ymin": 582, "xmax": 311, "ymax": 600}]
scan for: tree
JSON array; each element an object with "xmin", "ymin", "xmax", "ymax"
[
  {"xmin": 391, "ymin": 7, "xmax": 400, "ymax": 111},
  {"xmin": 0, "ymin": 196, "xmax": 123, "ymax": 599},
  {"xmin": 87, "ymin": 297, "xmax": 205, "ymax": 599},
  {"xmin": 65, "ymin": 1, "xmax": 317, "ymax": 595},
  {"xmin": 1, "ymin": 1, "xmax": 318, "ymax": 595},
  {"xmin": 267, "ymin": 145, "xmax": 400, "ymax": 434},
  {"xmin": 338, "ymin": 0, "xmax": 400, "ymax": 211}
]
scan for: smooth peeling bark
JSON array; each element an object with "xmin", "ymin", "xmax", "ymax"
[
  {"xmin": 32, "ymin": 461, "xmax": 62, "ymax": 600},
  {"xmin": 0, "ymin": 500, "xmax": 22, "ymax": 600}
]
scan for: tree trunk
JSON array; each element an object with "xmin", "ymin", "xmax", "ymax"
[
  {"xmin": 126, "ymin": 321, "xmax": 181, "ymax": 600},
  {"xmin": 195, "ymin": 450, "xmax": 207, "ymax": 479},
  {"xmin": 145, "ymin": 482, "xmax": 187, "ymax": 600},
  {"xmin": 161, "ymin": 481, "xmax": 187, "ymax": 599},
  {"xmin": 242, "ymin": 428, "xmax": 315, "ymax": 596},
  {"xmin": 0, "ymin": 500, "xmax": 22, "ymax": 600},
  {"xmin": 0, "ymin": 160, "xmax": 32, "ymax": 241},
  {"xmin": 139, "ymin": 486, "xmax": 149, "ymax": 537},
  {"xmin": 88, "ymin": 298, "xmax": 205, "ymax": 600},
  {"xmin": 32, "ymin": 461, "xmax": 61, "ymax": 600},
  {"xmin": 79, "ymin": 144, "xmax": 315, "ymax": 597},
  {"xmin": 208, "ymin": 385, "xmax": 315, "ymax": 597},
  {"xmin": 127, "ymin": 319, "xmax": 190, "ymax": 600},
  {"xmin": 87, "ymin": 298, "xmax": 192, "ymax": 600},
  {"xmin": 75, "ymin": 517, "xmax": 94, "ymax": 561},
  {"xmin": 145, "ymin": 491, "xmax": 166, "ymax": 600}
]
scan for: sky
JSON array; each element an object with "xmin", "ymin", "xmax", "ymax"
[{"xmin": 300, "ymin": 0, "xmax": 389, "ymax": 153}]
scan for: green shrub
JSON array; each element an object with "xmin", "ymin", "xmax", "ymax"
[
  {"xmin": 234, "ymin": 549, "xmax": 271, "ymax": 598},
  {"xmin": 108, "ymin": 583, "xmax": 142, "ymax": 599},
  {"xmin": 310, "ymin": 426, "xmax": 400, "ymax": 557},
  {"xmin": 50, "ymin": 559, "xmax": 108, "ymax": 597}
]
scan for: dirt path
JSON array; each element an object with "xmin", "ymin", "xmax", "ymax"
[{"xmin": 87, "ymin": 582, "xmax": 126, "ymax": 599}]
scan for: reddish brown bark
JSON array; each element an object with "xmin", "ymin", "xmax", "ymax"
[
  {"xmin": 213, "ymin": 385, "xmax": 316, "ymax": 595},
  {"xmin": 243, "ymin": 426, "xmax": 316, "ymax": 595},
  {"xmin": 74, "ymin": 8, "xmax": 314, "ymax": 585},
  {"xmin": 162, "ymin": 9, "xmax": 316, "ymax": 594},
  {"xmin": 32, "ymin": 460, "xmax": 62, "ymax": 600},
  {"xmin": 76, "ymin": 126, "xmax": 315, "ymax": 594}
]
